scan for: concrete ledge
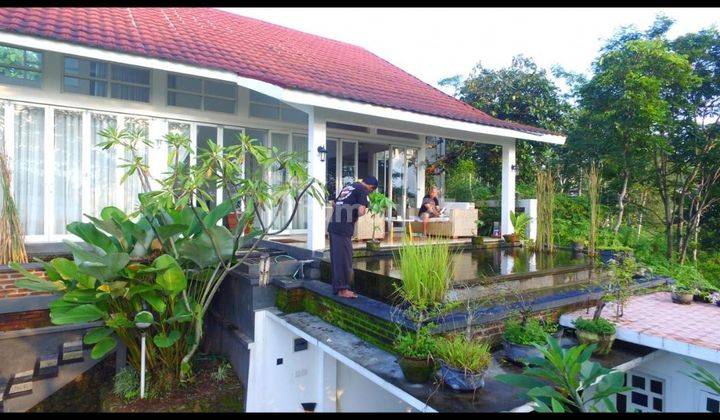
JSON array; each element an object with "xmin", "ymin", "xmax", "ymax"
[
  {"xmin": 0, "ymin": 321, "xmax": 103, "ymax": 341},
  {"xmin": 0, "ymin": 295, "xmax": 58, "ymax": 315}
]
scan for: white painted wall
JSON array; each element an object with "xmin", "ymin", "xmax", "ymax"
[
  {"xmin": 622, "ymin": 350, "xmax": 720, "ymax": 412},
  {"xmin": 246, "ymin": 310, "xmax": 431, "ymax": 413},
  {"xmin": 501, "ymin": 141, "xmax": 516, "ymax": 236}
]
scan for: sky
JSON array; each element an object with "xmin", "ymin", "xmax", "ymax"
[{"xmin": 221, "ymin": 7, "xmax": 720, "ymax": 95}]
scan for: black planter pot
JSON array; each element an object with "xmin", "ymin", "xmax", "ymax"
[
  {"xmin": 398, "ymin": 356, "xmax": 434, "ymax": 383},
  {"xmin": 598, "ymin": 249, "xmax": 632, "ymax": 265},
  {"xmin": 439, "ymin": 362, "xmax": 486, "ymax": 392}
]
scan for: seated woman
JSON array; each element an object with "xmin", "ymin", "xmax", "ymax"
[{"xmin": 418, "ymin": 186, "xmax": 443, "ymax": 236}]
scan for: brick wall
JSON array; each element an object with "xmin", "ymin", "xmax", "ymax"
[
  {"xmin": 0, "ymin": 266, "xmax": 53, "ymax": 331},
  {"xmin": 0, "ymin": 309, "xmax": 51, "ymax": 331},
  {"xmin": 0, "ymin": 267, "xmax": 50, "ymax": 299}
]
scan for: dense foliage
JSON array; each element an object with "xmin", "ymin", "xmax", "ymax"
[
  {"xmin": 503, "ymin": 317, "xmax": 558, "ymax": 346},
  {"xmin": 573, "ymin": 317, "xmax": 616, "ymax": 336},
  {"xmin": 434, "ymin": 334, "xmax": 492, "ymax": 373},
  {"xmin": 497, "ymin": 335, "xmax": 630, "ymax": 412}
]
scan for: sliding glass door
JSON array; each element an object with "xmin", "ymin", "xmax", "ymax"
[{"xmin": 325, "ymin": 137, "xmax": 357, "ymax": 201}]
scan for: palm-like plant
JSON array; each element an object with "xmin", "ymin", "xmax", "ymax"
[
  {"xmin": 510, "ymin": 211, "xmax": 530, "ymax": 241},
  {"xmin": 684, "ymin": 360, "xmax": 720, "ymax": 395},
  {"xmin": 496, "ymin": 335, "xmax": 630, "ymax": 412},
  {"xmin": 367, "ymin": 191, "xmax": 394, "ymax": 242}
]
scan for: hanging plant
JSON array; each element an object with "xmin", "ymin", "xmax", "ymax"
[{"xmin": 0, "ymin": 152, "xmax": 28, "ymax": 264}]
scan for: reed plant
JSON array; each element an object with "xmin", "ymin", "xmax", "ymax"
[
  {"xmin": 588, "ymin": 163, "xmax": 600, "ymax": 257},
  {"xmin": 535, "ymin": 168, "xmax": 555, "ymax": 253},
  {"xmin": 0, "ymin": 152, "xmax": 28, "ymax": 264},
  {"xmin": 393, "ymin": 237, "xmax": 454, "ymax": 316}
]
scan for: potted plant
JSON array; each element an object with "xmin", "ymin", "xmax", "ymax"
[
  {"xmin": 394, "ymin": 325, "xmax": 436, "ymax": 383},
  {"xmin": 573, "ymin": 317, "xmax": 616, "ymax": 355},
  {"xmin": 597, "ymin": 245, "xmax": 633, "ymax": 265},
  {"xmin": 503, "ymin": 211, "xmax": 529, "ymax": 245},
  {"xmin": 710, "ymin": 292, "xmax": 720, "ymax": 307},
  {"xmin": 670, "ymin": 283, "xmax": 695, "ymax": 305},
  {"xmin": 503, "ymin": 317, "xmax": 559, "ymax": 364},
  {"xmin": 435, "ymin": 334, "xmax": 492, "ymax": 392},
  {"xmin": 571, "ymin": 237, "xmax": 587, "ymax": 253},
  {"xmin": 472, "ymin": 220, "xmax": 485, "ymax": 246},
  {"xmin": 366, "ymin": 191, "xmax": 394, "ymax": 252}
]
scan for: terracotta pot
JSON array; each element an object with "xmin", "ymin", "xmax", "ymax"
[
  {"xmin": 439, "ymin": 362, "xmax": 486, "ymax": 392},
  {"xmin": 671, "ymin": 292, "xmax": 693, "ymax": 305},
  {"xmin": 576, "ymin": 329, "xmax": 616, "ymax": 355},
  {"xmin": 398, "ymin": 356, "xmax": 434, "ymax": 384},
  {"xmin": 226, "ymin": 213, "xmax": 238, "ymax": 230}
]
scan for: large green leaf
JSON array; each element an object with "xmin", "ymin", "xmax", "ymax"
[
  {"xmin": 64, "ymin": 241, "xmax": 130, "ymax": 281},
  {"xmin": 177, "ymin": 226, "xmax": 235, "ymax": 268},
  {"xmin": 167, "ymin": 299, "xmax": 193, "ymax": 324},
  {"xmin": 141, "ymin": 290, "xmax": 167, "ymax": 313},
  {"xmin": 203, "ymin": 200, "xmax": 234, "ymax": 227},
  {"xmin": 67, "ymin": 221, "xmax": 117, "ymax": 254},
  {"xmin": 106, "ymin": 313, "xmax": 134, "ymax": 329},
  {"xmin": 152, "ymin": 254, "xmax": 187, "ymax": 296},
  {"xmin": 51, "ymin": 304, "xmax": 105, "ymax": 325},
  {"xmin": 91, "ymin": 336, "xmax": 117, "ymax": 359},
  {"xmin": 153, "ymin": 330, "xmax": 181, "ymax": 348},
  {"xmin": 156, "ymin": 223, "xmax": 189, "ymax": 240},
  {"xmin": 63, "ymin": 289, "xmax": 102, "ymax": 304},
  {"xmin": 9, "ymin": 263, "xmax": 66, "ymax": 292},
  {"xmin": 84, "ymin": 327, "xmax": 114, "ymax": 344}
]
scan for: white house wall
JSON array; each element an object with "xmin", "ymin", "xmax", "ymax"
[{"xmin": 622, "ymin": 350, "xmax": 720, "ymax": 412}]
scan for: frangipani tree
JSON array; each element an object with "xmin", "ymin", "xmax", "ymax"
[{"xmin": 14, "ymin": 127, "xmax": 323, "ymax": 384}]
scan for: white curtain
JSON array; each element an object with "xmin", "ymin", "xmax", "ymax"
[
  {"xmin": 122, "ymin": 118, "xmax": 149, "ymax": 214},
  {"xmin": 13, "ymin": 105, "xmax": 45, "ymax": 235},
  {"xmin": 271, "ymin": 133, "xmax": 289, "ymax": 231},
  {"xmin": 54, "ymin": 110, "xmax": 82, "ymax": 234},
  {"xmin": 90, "ymin": 113, "xmax": 116, "ymax": 217}
]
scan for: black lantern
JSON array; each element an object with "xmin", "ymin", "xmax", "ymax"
[{"xmin": 317, "ymin": 145, "xmax": 327, "ymax": 162}]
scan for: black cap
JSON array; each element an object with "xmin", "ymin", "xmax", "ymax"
[{"xmin": 362, "ymin": 176, "xmax": 379, "ymax": 188}]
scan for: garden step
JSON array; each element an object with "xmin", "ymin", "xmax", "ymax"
[
  {"xmin": 34, "ymin": 354, "xmax": 60, "ymax": 380},
  {"xmin": 6, "ymin": 369, "xmax": 34, "ymax": 399},
  {"xmin": 60, "ymin": 341, "xmax": 84, "ymax": 365}
]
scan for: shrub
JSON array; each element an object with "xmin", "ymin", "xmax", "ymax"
[
  {"xmin": 503, "ymin": 317, "xmax": 557, "ymax": 346},
  {"xmin": 573, "ymin": 317, "xmax": 616, "ymax": 335},
  {"xmin": 211, "ymin": 361, "xmax": 233, "ymax": 383},
  {"xmin": 434, "ymin": 335, "xmax": 492, "ymax": 373},
  {"xmin": 394, "ymin": 325, "xmax": 436, "ymax": 360},
  {"xmin": 113, "ymin": 367, "xmax": 141, "ymax": 401},
  {"xmin": 394, "ymin": 239, "xmax": 454, "ymax": 316}
]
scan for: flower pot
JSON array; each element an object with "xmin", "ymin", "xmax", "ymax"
[
  {"xmin": 671, "ymin": 292, "xmax": 693, "ymax": 305},
  {"xmin": 503, "ymin": 234, "xmax": 518, "ymax": 244},
  {"xmin": 503, "ymin": 339, "xmax": 543, "ymax": 365},
  {"xmin": 572, "ymin": 242, "xmax": 585, "ymax": 252},
  {"xmin": 397, "ymin": 356, "xmax": 434, "ymax": 384},
  {"xmin": 471, "ymin": 236, "xmax": 485, "ymax": 246},
  {"xmin": 439, "ymin": 362, "xmax": 486, "ymax": 392},
  {"xmin": 226, "ymin": 213, "xmax": 238, "ymax": 230},
  {"xmin": 366, "ymin": 240, "xmax": 381, "ymax": 252},
  {"xmin": 575, "ymin": 329, "xmax": 615, "ymax": 355},
  {"xmin": 598, "ymin": 249, "xmax": 632, "ymax": 265}
]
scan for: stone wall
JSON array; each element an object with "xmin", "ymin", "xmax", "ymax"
[{"xmin": 0, "ymin": 266, "xmax": 49, "ymax": 299}]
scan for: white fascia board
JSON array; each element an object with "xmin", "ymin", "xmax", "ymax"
[{"xmin": 1, "ymin": 31, "xmax": 566, "ymax": 145}]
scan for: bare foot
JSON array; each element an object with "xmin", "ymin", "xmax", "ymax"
[{"xmin": 337, "ymin": 289, "xmax": 358, "ymax": 299}]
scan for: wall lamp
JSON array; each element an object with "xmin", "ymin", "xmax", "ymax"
[
  {"xmin": 317, "ymin": 145, "xmax": 327, "ymax": 162},
  {"xmin": 511, "ymin": 164, "xmax": 518, "ymax": 172}
]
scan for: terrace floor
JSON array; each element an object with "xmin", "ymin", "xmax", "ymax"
[{"xmin": 560, "ymin": 292, "xmax": 720, "ymax": 364}]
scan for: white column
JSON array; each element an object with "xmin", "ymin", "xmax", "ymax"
[
  {"xmin": 307, "ymin": 107, "xmax": 327, "ymax": 251},
  {"xmin": 501, "ymin": 140, "xmax": 516, "ymax": 235},
  {"xmin": 417, "ymin": 142, "xmax": 427, "ymax": 209}
]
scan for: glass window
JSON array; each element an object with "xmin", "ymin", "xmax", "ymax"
[
  {"xmin": 166, "ymin": 73, "xmax": 236, "ymax": 113},
  {"xmin": 196, "ymin": 125, "xmax": 218, "ymax": 205},
  {"xmin": 54, "ymin": 110, "xmax": 83, "ymax": 234},
  {"xmin": 13, "ymin": 105, "xmax": 45, "ymax": 235},
  {"xmin": 63, "ymin": 56, "xmax": 150, "ymax": 102},
  {"xmin": 291, "ymin": 134, "xmax": 309, "ymax": 230},
  {"xmin": 90, "ymin": 113, "xmax": 117, "ymax": 217},
  {"xmin": 619, "ymin": 371, "xmax": 664, "ymax": 413},
  {"xmin": 249, "ymin": 89, "xmax": 307, "ymax": 124},
  {"xmin": 707, "ymin": 395, "xmax": 719, "ymax": 413},
  {"xmin": 121, "ymin": 118, "xmax": 149, "ymax": 214},
  {"xmin": 0, "ymin": 44, "xmax": 43, "ymax": 87}
]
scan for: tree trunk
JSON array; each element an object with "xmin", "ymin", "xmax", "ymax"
[
  {"xmin": 614, "ymin": 170, "xmax": 629, "ymax": 234},
  {"xmin": 636, "ymin": 190, "xmax": 647, "ymax": 239}
]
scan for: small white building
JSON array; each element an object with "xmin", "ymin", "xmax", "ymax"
[
  {"xmin": 560, "ymin": 292, "xmax": 720, "ymax": 413},
  {"xmin": 0, "ymin": 7, "xmax": 564, "ymax": 251}
]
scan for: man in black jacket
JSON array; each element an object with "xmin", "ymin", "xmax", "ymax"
[{"xmin": 327, "ymin": 176, "xmax": 379, "ymax": 298}]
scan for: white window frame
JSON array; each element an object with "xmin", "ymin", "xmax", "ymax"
[
  {"xmin": 700, "ymin": 390, "xmax": 720, "ymax": 413},
  {"xmin": 0, "ymin": 43, "xmax": 43, "ymax": 88},
  {"xmin": 167, "ymin": 73, "xmax": 237, "ymax": 114},
  {"xmin": 62, "ymin": 55, "xmax": 152, "ymax": 103},
  {"xmin": 618, "ymin": 371, "xmax": 665, "ymax": 413}
]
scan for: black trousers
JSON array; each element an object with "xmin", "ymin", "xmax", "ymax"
[{"xmin": 329, "ymin": 232, "xmax": 353, "ymax": 294}]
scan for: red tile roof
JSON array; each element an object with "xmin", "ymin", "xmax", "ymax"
[{"xmin": 0, "ymin": 7, "xmax": 556, "ymax": 136}]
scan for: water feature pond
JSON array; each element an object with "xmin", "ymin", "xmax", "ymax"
[{"xmin": 324, "ymin": 247, "xmax": 593, "ymax": 306}]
